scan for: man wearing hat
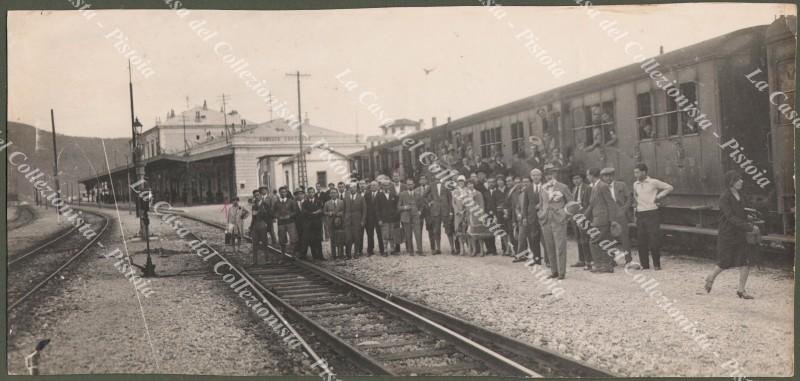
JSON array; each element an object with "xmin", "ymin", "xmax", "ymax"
[
  {"xmin": 602, "ymin": 167, "xmax": 633, "ymax": 264},
  {"xmin": 569, "ymin": 172, "xmax": 592, "ymax": 269},
  {"xmin": 272, "ymin": 186, "xmax": 300, "ymax": 259},
  {"xmin": 585, "ymin": 167, "xmax": 617, "ymax": 273},
  {"xmin": 538, "ymin": 164, "xmax": 574, "ymax": 279},
  {"xmin": 293, "ymin": 188, "xmax": 308, "ymax": 259}
]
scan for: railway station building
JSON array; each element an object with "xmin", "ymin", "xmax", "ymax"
[{"xmin": 80, "ymin": 102, "xmax": 364, "ymax": 204}]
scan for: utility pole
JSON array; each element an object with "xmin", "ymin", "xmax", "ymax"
[
  {"xmin": 50, "ymin": 109, "xmax": 61, "ymax": 218},
  {"xmin": 181, "ymin": 114, "xmax": 188, "ymax": 155},
  {"xmin": 285, "ymin": 70, "xmax": 311, "ymax": 188},
  {"xmin": 268, "ymin": 92, "xmax": 274, "ymax": 121},
  {"xmin": 220, "ymin": 93, "xmax": 229, "ymax": 143}
]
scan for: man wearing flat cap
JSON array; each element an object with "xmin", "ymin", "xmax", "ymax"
[
  {"xmin": 538, "ymin": 164, "xmax": 574, "ymax": 279},
  {"xmin": 584, "ymin": 167, "xmax": 618, "ymax": 273}
]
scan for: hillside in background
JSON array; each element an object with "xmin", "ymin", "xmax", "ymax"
[{"xmin": 6, "ymin": 122, "xmax": 130, "ymax": 202}]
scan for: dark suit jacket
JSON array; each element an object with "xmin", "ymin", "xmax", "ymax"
[
  {"xmin": 572, "ymin": 183, "xmax": 592, "ymax": 212},
  {"xmin": 302, "ymin": 197, "xmax": 324, "ymax": 240},
  {"xmin": 585, "ymin": 180, "xmax": 617, "ymax": 227},
  {"xmin": 343, "ymin": 192, "xmax": 367, "ymax": 228},
  {"xmin": 426, "ymin": 183, "xmax": 452, "ymax": 218},
  {"xmin": 488, "ymin": 188, "xmax": 508, "ymax": 221},
  {"xmin": 272, "ymin": 198, "xmax": 300, "ymax": 223},
  {"xmin": 376, "ymin": 191, "xmax": 400, "ymax": 223},
  {"xmin": 521, "ymin": 185, "xmax": 541, "ymax": 227},
  {"xmin": 364, "ymin": 191, "xmax": 381, "ymax": 225}
]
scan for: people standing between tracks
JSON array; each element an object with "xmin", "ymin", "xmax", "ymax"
[
  {"xmin": 343, "ymin": 182, "xmax": 366, "ymax": 259},
  {"xmin": 538, "ymin": 164, "xmax": 573, "ymax": 279},
  {"xmin": 302, "ymin": 187, "xmax": 325, "ymax": 261},
  {"xmin": 585, "ymin": 167, "xmax": 617, "ymax": 273},
  {"xmin": 259, "ymin": 187, "xmax": 277, "ymax": 245},
  {"xmin": 570, "ymin": 173, "xmax": 593, "ymax": 270},
  {"xmin": 272, "ymin": 186, "xmax": 299, "ymax": 261},
  {"xmin": 399, "ymin": 178, "xmax": 423, "ymax": 255},
  {"xmin": 704, "ymin": 170, "xmax": 759, "ymax": 299},
  {"xmin": 248, "ymin": 189, "xmax": 260, "ymax": 238},
  {"xmin": 632, "ymin": 163, "xmax": 673, "ymax": 270},
  {"xmin": 293, "ymin": 188, "xmax": 308, "ymax": 259},
  {"xmin": 251, "ymin": 190, "xmax": 271, "ymax": 266},
  {"xmin": 603, "ymin": 167, "xmax": 633, "ymax": 265},
  {"xmin": 226, "ymin": 197, "xmax": 249, "ymax": 254},
  {"xmin": 376, "ymin": 180, "xmax": 401, "ymax": 256},
  {"xmin": 426, "ymin": 176, "xmax": 452, "ymax": 255},
  {"xmin": 364, "ymin": 180, "xmax": 385, "ymax": 257},
  {"xmin": 324, "ymin": 188, "xmax": 346, "ymax": 260}
]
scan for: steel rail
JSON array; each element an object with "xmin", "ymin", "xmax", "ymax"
[
  {"xmin": 9, "ymin": 223, "xmax": 79, "ymax": 266},
  {"xmin": 174, "ymin": 212, "xmax": 576, "ymax": 377},
  {"xmin": 177, "ymin": 226, "xmax": 340, "ymax": 378},
  {"xmin": 9, "ymin": 210, "xmax": 110, "ymax": 311}
]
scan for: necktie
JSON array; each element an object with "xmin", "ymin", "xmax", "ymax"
[
  {"xmin": 611, "ymin": 184, "xmax": 616, "ymax": 202},
  {"xmin": 576, "ymin": 186, "xmax": 582, "ymax": 204}
]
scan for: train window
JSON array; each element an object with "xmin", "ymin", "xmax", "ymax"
[
  {"xmin": 480, "ymin": 127, "xmax": 502, "ymax": 158},
  {"xmin": 637, "ymin": 93, "xmax": 656, "ymax": 140},
  {"xmin": 679, "ymin": 82, "xmax": 699, "ymax": 135},
  {"xmin": 510, "ymin": 122, "xmax": 525, "ymax": 155},
  {"xmin": 575, "ymin": 100, "xmax": 616, "ymax": 150}
]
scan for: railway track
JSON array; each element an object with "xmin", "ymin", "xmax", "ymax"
[
  {"xmin": 8, "ymin": 209, "xmax": 111, "ymax": 311},
  {"xmin": 176, "ymin": 212, "xmax": 614, "ymax": 377}
]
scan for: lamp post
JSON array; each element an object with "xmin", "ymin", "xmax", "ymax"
[{"xmin": 132, "ymin": 117, "xmax": 156, "ymax": 277}]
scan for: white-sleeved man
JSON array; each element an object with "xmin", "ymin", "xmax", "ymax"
[{"xmin": 632, "ymin": 163, "xmax": 673, "ymax": 270}]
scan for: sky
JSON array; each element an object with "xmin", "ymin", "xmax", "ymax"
[{"xmin": 8, "ymin": 3, "xmax": 796, "ymax": 139}]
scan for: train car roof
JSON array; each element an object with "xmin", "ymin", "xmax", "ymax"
[{"xmin": 350, "ymin": 23, "xmax": 769, "ymax": 157}]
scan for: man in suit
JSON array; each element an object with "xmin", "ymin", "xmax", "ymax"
[
  {"xmin": 512, "ymin": 174, "xmax": 541, "ymax": 264},
  {"xmin": 302, "ymin": 187, "xmax": 325, "ymax": 261},
  {"xmin": 391, "ymin": 173, "xmax": 404, "ymax": 253},
  {"xmin": 272, "ymin": 186, "xmax": 300, "ymax": 259},
  {"xmin": 259, "ymin": 187, "xmax": 276, "ymax": 245},
  {"xmin": 603, "ymin": 167, "xmax": 633, "ymax": 264},
  {"xmin": 514, "ymin": 168, "xmax": 545, "ymax": 264},
  {"xmin": 482, "ymin": 177, "xmax": 500, "ymax": 255},
  {"xmin": 293, "ymin": 189, "xmax": 308, "ymax": 258},
  {"xmin": 570, "ymin": 173, "xmax": 592, "ymax": 270},
  {"xmin": 490, "ymin": 176, "xmax": 511, "ymax": 255},
  {"xmin": 399, "ymin": 178, "xmax": 423, "ymax": 255},
  {"xmin": 343, "ymin": 183, "xmax": 366, "ymax": 258},
  {"xmin": 251, "ymin": 190, "xmax": 270, "ymax": 266},
  {"xmin": 376, "ymin": 181, "xmax": 401, "ymax": 256},
  {"xmin": 584, "ymin": 167, "xmax": 618, "ymax": 273},
  {"xmin": 426, "ymin": 176, "xmax": 452, "ymax": 255},
  {"xmin": 364, "ymin": 181, "xmax": 384, "ymax": 256},
  {"xmin": 538, "ymin": 164, "xmax": 574, "ymax": 279}
]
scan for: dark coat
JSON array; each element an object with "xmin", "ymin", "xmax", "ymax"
[
  {"xmin": 585, "ymin": 180, "xmax": 617, "ymax": 227},
  {"xmin": 344, "ymin": 192, "xmax": 367, "ymax": 229},
  {"xmin": 376, "ymin": 191, "xmax": 400, "ymax": 223},
  {"xmin": 272, "ymin": 197, "xmax": 300, "ymax": 223},
  {"xmin": 302, "ymin": 197, "xmax": 324, "ymax": 240},
  {"xmin": 488, "ymin": 187, "xmax": 509, "ymax": 223},
  {"xmin": 521, "ymin": 185, "xmax": 541, "ymax": 227},
  {"xmin": 426, "ymin": 183, "xmax": 452, "ymax": 218},
  {"xmin": 717, "ymin": 189, "xmax": 752, "ymax": 268},
  {"xmin": 364, "ymin": 190, "xmax": 381, "ymax": 225}
]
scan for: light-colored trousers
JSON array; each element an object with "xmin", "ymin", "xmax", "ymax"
[{"xmin": 541, "ymin": 219, "xmax": 568, "ymax": 276}]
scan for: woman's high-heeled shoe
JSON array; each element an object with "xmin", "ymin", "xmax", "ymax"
[
  {"xmin": 736, "ymin": 291, "xmax": 754, "ymax": 299},
  {"xmin": 704, "ymin": 278, "xmax": 713, "ymax": 293}
]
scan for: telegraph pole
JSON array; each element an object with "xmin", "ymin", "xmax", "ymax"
[
  {"xmin": 220, "ymin": 93, "xmax": 229, "ymax": 143},
  {"xmin": 50, "ymin": 109, "xmax": 61, "ymax": 218},
  {"xmin": 181, "ymin": 114, "xmax": 188, "ymax": 155},
  {"xmin": 285, "ymin": 70, "xmax": 311, "ymax": 188}
]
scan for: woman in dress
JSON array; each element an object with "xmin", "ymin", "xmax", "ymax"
[
  {"xmin": 226, "ymin": 197, "xmax": 249, "ymax": 254},
  {"xmin": 323, "ymin": 188, "xmax": 346, "ymax": 260},
  {"xmin": 451, "ymin": 176, "xmax": 470, "ymax": 255},
  {"xmin": 704, "ymin": 170, "xmax": 759, "ymax": 299},
  {"xmin": 466, "ymin": 179, "xmax": 493, "ymax": 256}
]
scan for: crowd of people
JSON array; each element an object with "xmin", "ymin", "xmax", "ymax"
[{"xmin": 226, "ymin": 145, "xmax": 762, "ymax": 297}]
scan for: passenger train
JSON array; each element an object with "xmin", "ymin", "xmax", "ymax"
[{"xmin": 348, "ymin": 16, "xmax": 796, "ymax": 248}]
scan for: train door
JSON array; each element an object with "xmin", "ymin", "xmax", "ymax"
[{"xmin": 766, "ymin": 15, "xmax": 796, "ymax": 235}]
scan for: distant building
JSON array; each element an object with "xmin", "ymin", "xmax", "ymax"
[
  {"xmin": 365, "ymin": 118, "xmax": 423, "ymax": 146},
  {"xmin": 80, "ymin": 103, "xmax": 362, "ymax": 204}
]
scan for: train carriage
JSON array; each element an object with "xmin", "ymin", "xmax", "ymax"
[{"xmin": 348, "ymin": 17, "xmax": 795, "ymax": 245}]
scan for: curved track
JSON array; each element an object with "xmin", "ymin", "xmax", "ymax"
[
  {"xmin": 8, "ymin": 209, "xmax": 111, "ymax": 311},
  {"xmin": 176, "ymin": 212, "xmax": 614, "ymax": 377}
]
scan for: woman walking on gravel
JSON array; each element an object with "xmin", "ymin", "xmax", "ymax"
[
  {"xmin": 704, "ymin": 170, "xmax": 759, "ymax": 299},
  {"xmin": 226, "ymin": 197, "xmax": 249, "ymax": 254}
]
